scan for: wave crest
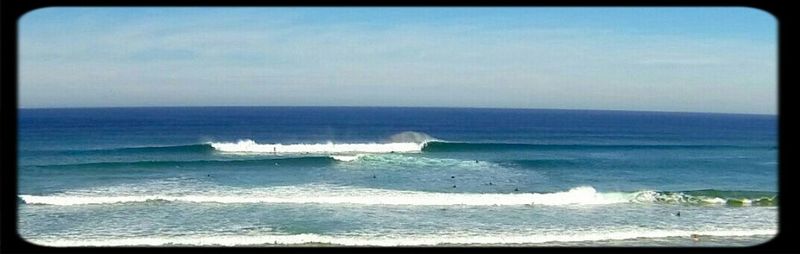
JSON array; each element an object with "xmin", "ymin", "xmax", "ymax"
[
  {"xmin": 17, "ymin": 186, "xmax": 623, "ymax": 206},
  {"xmin": 210, "ymin": 140, "xmax": 426, "ymax": 154},
  {"xmin": 19, "ymin": 184, "xmax": 777, "ymax": 207}
]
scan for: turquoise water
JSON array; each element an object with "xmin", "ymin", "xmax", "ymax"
[{"xmin": 17, "ymin": 107, "xmax": 778, "ymax": 246}]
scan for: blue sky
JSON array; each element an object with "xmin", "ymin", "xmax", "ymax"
[{"xmin": 18, "ymin": 7, "xmax": 776, "ymax": 114}]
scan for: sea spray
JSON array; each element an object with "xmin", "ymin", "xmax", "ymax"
[{"xmin": 388, "ymin": 131, "xmax": 436, "ymax": 143}]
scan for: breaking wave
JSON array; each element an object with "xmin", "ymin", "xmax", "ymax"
[
  {"xmin": 25, "ymin": 229, "xmax": 776, "ymax": 246},
  {"xmin": 210, "ymin": 140, "xmax": 427, "ymax": 154},
  {"xmin": 18, "ymin": 185, "xmax": 776, "ymax": 207},
  {"xmin": 24, "ymin": 130, "xmax": 772, "ymax": 157}
]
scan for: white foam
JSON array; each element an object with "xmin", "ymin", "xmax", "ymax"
[
  {"xmin": 210, "ymin": 140, "xmax": 426, "ymax": 154},
  {"xmin": 627, "ymin": 191, "xmax": 758, "ymax": 206},
  {"xmin": 703, "ymin": 197, "xmax": 728, "ymax": 204},
  {"xmin": 19, "ymin": 185, "xmax": 629, "ymax": 206},
  {"xmin": 26, "ymin": 229, "xmax": 777, "ymax": 246},
  {"xmin": 329, "ymin": 154, "xmax": 366, "ymax": 162},
  {"xmin": 22, "ymin": 182, "xmax": 761, "ymax": 207}
]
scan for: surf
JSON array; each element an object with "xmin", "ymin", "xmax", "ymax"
[
  {"xmin": 629, "ymin": 189, "xmax": 778, "ymax": 206},
  {"xmin": 22, "ymin": 130, "xmax": 772, "ymax": 157},
  {"xmin": 16, "ymin": 185, "xmax": 625, "ymax": 206},
  {"xmin": 24, "ymin": 229, "xmax": 777, "ymax": 247},
  {"xmin": 209, "ymin": 140, "xmax": 427, "ymax": 154},
  {"xmin": 17, "ymin": 185, "xmax": 777, "ymax": 207},
  {"xmin": 208, "ymin": 131, "xmax": 438, "ymax": 154}
]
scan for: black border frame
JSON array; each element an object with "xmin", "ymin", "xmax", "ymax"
[{"xmin": 1, "ymin": 1, "xmax": 794, "ymax": 253}]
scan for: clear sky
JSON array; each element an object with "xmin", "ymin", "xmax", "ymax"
[{"xmin": 18, "ymin": 7, "xmax": 776, "ymax": 114}]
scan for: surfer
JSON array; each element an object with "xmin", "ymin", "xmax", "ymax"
[
  {"xmin": 373, "ymin": 174, "xmax": 377, "ymax": 179},
  {"xmin": 691, "ymin": 234, "xmax": 700, "ymax": 241},
  {"xmin": 273, "ymin": 147, "xmax": 277, "ymax": 155},
  {"xmin": 451, "ymin": 176, "xmax": 455, "ymax": 179},
  {"xmin": 488, "ymin": 182, "xmax": 493, "ymax": 185},
  {"xmin": 675, "ymin": 211, "xmax": 681, "ymax": 217},
  {"xmin": 514, "ymin": 188, "xmax": 519, "ymax": 192},
  {"xmin": 453, "ymin": 185, "xmax": 457, "ymax": 188}
]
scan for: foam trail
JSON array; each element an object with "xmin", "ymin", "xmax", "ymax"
[
  {"xmin": 19, "ymin": 186, "xmax": 627, "ymax": 206},
  {"xmin": 210, "ymin": 140, "xmax": 425, "ymax": 154},
  {"xmin": 26, "ymin": 229, "xmax": 776, "ymax": 246}
]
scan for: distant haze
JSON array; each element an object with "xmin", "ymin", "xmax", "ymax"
[{"xmin": 19, "ymin": 7, "xmax": 776, "ymax": 114}]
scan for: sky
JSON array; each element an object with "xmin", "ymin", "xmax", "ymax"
[{"xmin": 18, "ymin": 7, "xmax": 777, "ymax": 114}]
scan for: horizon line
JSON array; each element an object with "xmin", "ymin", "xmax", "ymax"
[{"xmin": 16, "ymin": 105, "xmax": 777, "ymax": 117}]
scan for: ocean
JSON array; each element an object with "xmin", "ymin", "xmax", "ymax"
[{"xmin": 16, "ymin": 107, "xmax": 778, "ymax": 247}]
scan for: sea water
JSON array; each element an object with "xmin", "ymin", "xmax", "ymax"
[{"xmin": 17, "ymin": 107, "xmax": 778, "ymax": 246}]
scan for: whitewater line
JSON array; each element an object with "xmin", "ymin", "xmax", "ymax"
[
  {"xmin": 19, "ymin": 186, "xmax": 625, "ymax": 206},
  {"xmin": 209, "ymin": 140, "xmax": 429, "ymax": 154},
  {"xmin": 25, "ymin": 229, "xmax": 777, "ymax": 247}
]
